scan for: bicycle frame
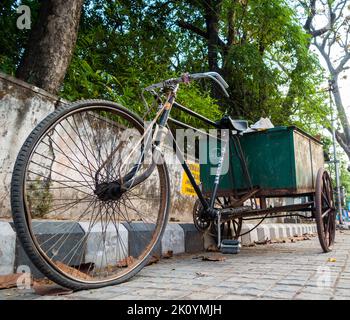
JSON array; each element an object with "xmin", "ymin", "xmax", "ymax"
[
  {"xmin": 168, "ymin": 103, "xmax": 230, "ymax": 214},
  {"xmin": 118, "ymin": 86, "xmax": 230, "ymax": 217}
]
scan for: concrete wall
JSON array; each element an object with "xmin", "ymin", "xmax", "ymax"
[
  {"xmin": 0, "ymin": 73, "xmax": 57, "ymax": 217},
  {"xmin": 0, "ymin": 72, "xmax": 197, "ymax": 221}
]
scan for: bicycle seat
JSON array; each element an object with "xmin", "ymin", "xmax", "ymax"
[
  {"xmin": 217, "ymin": 116, "xmax": 248, "ymax": 132},
  {"xmin": 229, "ymin": 119, "xmax": 249, "ymax": 132}
]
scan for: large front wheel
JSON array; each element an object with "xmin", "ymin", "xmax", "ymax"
[{"xmin": 11, "ymin": 100, "xmax": 170, "ymax": 290}]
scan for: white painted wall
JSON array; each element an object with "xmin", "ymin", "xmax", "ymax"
[{"xmin": 0, "ymin": 72, "xmax": 196, "ymax": 221}]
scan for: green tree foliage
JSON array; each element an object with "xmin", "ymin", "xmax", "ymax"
[
  {"xmin": 340, "ymin": 162, "xmax": 350, "ymax": 196},
  {"xmin": 0, "ymin": 0, "xmax": 39, "ymax": 74},
  {"xmin": 0, "ymin": 0, "xmax": 329, "ymax": 130}
]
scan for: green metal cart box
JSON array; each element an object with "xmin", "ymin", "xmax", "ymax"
[{"xmin": 199, "ymin": 126, "xmax": 324, "ymax": 197}]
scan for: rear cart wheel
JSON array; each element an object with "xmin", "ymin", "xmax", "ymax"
[{"xmin": 315, "ymin": 168, "xmax": 336, "ymax": 252}]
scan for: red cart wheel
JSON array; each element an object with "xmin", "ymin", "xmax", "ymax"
[{"xmin": 315, "ymin": 168, "xmax": 336, "ymax": 252}]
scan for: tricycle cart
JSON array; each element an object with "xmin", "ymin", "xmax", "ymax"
[
  {"xmin": 193, "ymin": 125, "xmax": 336, "ymax": 252},
  {"xmin": 11, "ymin": 71, "xmax": 336, "ymax": 290}
]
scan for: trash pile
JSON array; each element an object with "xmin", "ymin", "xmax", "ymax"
[{"xmin": 244, "ymin": 117, "xmax": 274, "ymax": 133}]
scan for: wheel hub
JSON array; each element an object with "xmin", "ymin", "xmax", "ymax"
[{"xmin": 94, "ymin": 181, "xmax": 123, "ymax": 201}]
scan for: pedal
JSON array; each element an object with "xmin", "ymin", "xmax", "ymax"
[{"xmin": 220, "ymin": 239, "xmax": 241, "ymax": 254}]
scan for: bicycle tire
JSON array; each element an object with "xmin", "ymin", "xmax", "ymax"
[{"xmin": 11, "ymin": 99, "xmax": 170, "ymax": 290}]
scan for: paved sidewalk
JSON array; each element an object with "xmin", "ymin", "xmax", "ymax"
[{"xmin": 1, "ymin": 230, "xmax": 350, "ymax": 300}]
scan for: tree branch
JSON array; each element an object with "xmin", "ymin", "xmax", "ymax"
[
  {"xmin": 335, "ymin": 129, "xmax": 350, "ymax": 156},
  {"xmin": 303, "ymin": 0, "xmax": 337, "ymax": 38},
  {"xmin": 176, "ymin": 20, "xmax": 208, "ymax": 39},
  {"xmin": 303, "ymin": 0, "xmax": 316, "ymax": 32},
  {"xmin": 177, "ymin": 20, "xmax": 227, "ymax": 49},
  {"xmin": 314, "ymin": 39, "xmax": 336, "ymax": 74},
  {"xmin": 335, "ymin": 51, "xmax": 350, "ymax": 75},
  {"xmin": 326, "ymin": 127, "xmax": 350, "ymax": 159}
]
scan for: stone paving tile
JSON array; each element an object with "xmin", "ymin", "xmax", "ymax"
[
  {"xmin": 298, "ymin": 285, "xmax": 333, "ymax": 295},
  {"xmin": 269, "ymin": 284, "xmax": 301, "ymax": 293},
  {"xmin": 4, "ymin": 293, "xmax": 39, "ymax": 300},
  {"xmin": 259, "ymin": 274, "xmax": 285, "ymax": 281},
  {"xmin": 238, "ymin": 282, "xmax": 272, "ymax": 291},
  {"xmin": 218, "ymin": 294, "xmax": 254, "ymax": 300},
  {"xmin": 108, "ymin": 294, "xmax": 145, "ymax": 300},
  {"xmin": 69, "ymin": 290, "xmax": 121, "ymax": 300},
  {"xmin": 259, "ymin": 291, "xmax": 296, "ymax": 300},
  {"xmin": 0, "ymin": 288, "xmax": 39, "ymax": 300},
  {"xmin": 230, "ymin": 287, "xmax": 265, "ymax": 297},
  {"xmin": 333, "ymin": 288, "xmax": 350, "ymax": 297},
  {"xmin": 304, "ymin": 277, "xmax": 339, "ymax": 288},
  {"xmin": 294, "ymin": 292, "xmax": 332, "ymax": 300},
  {"xmin": 335, "ymin": 280, "xmax": 350, "ymax": 289},
  {"xmin": 202, "ymin": 286, "xmax": 241, "ymax": 295},
  {"xmin": 2, "ymin": 229, "xmax": 350, "ymax": 300},
  {"xmin": 124, "ymin": 288, "xmax": 190, "ymax": 300},
  {"xmin": 180, "ymin": 292, "xmax": 222, "ymax": 300},
  {"xmin": 333, "ymin": 295, "xmax": 350, "ymax": 300}
]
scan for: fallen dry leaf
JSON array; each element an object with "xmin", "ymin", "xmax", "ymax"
[
  {"xmin": 243, "ymin": 243, "xmax": 256, "ymax": 247},
  {"xmin": 162, "ymin": 250, "xmax": 173, "ymax": 259},
  {"xmin": 0, "ymin": 274, "xmax": 25, "ymax": 289},
  {"xmin": 201, "ymin": 255, "xmax": 226, "ymax": 262},
  {"xmin": 32, "ymin": 278, "xmax": 54, "ymax": 286},
  {"xmin": 71, "ymin": 262, "xmax": 95, "ymax": 274},
  {"xmin": 206, "ymin": 244, "xmax": 220, "ymax": 252},
  {"xmin": 255, "ymin": 239, "xmax": 271, "ymax": 245},
  {"xmin": 327, "ymin": 258, "xmax": 337, "ymax": 262},
  {"xmin": 147, "ymin": 255, "xmax": 160, "ymax": 266},
  {"xmin": 195, "ymin": 272, "xmax": 208, "ymax": 277},
  {"xmin": 33, "ymin": 283, "xmax": 73, "ymax": 296},
  {"xmin": 55, "ymin": 261, "xmax": 93, "ymax": 280},
  {"xmin": 293, "ymin": 236, "xmax": 308, "ymax": 242},
  {"xmin": 271, "ymin": 238, "xmax": 285, "ymax": 244},
  {"xmin": 302, "ymin": 233, "xmax": 316, "ymax": 238}
]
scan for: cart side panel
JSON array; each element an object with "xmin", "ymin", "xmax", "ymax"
[
  {"xmin": 294, "ymin": 130, "xmax": 324, "ymax": 191},
  {"xmin": 200, "ymin": 127, "xmax": 297, "ymax": 193},
  {"xmin": 294, "ymin": 130, "xmax": 313, "ymax": 190},
  {"xmin": 199, "ymin": 137, "xmax": 234, "ymax": 194},
  {"xmin": 310, "ymin": 138, "xmax": 325, "ymax": 188},
  {"xmin": 199, "ymin": 126, "xmax": 324, "ymax": 195},
  {"xmin": 232, "ymin": 127, "xmax": 296, "ymax": 190}
]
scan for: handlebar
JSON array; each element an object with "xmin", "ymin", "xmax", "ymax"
[{"xmin": 144, "ymin": 71, "xmax": 230, "ymax": 97}]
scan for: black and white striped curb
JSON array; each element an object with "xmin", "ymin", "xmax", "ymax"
[{"xmin": 0, "ymin": 220, "xmax": 317, "ymax": 277}]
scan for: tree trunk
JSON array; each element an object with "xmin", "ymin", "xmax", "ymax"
[
  {"xmin": 203, "ymin": 0, "xmax": 223, "ymax": 101},
  {"xmin": 16, "ymin": 0, "xmax": 84, "ymax": 95},
  {"xmin": 204, "ymin": 6, "xmax": 219, "ymax": 72},
  {"xmin": 332, "ymin": 75, "xmax": 350, "ymax": 143},
  {"xmin": 330, "ymin": 74, "xmax": 350, "ymax": 163}
]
